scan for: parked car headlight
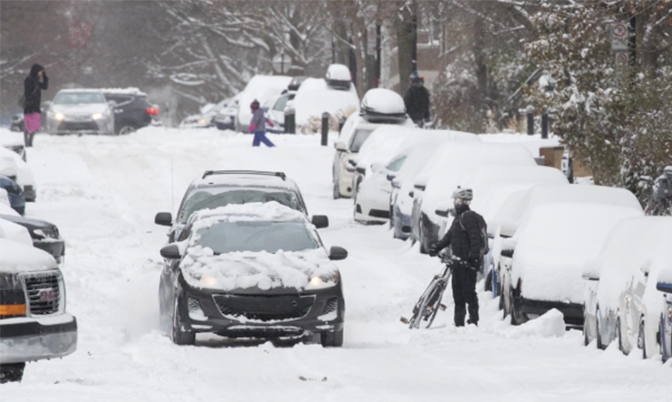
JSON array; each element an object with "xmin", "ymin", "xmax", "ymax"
[
  {"xmin": 54, "ymin": 112, "xmax": 65, "ymax": 121},
  {"xmin": 32, "ymin": 227, "xmax": 58, "ymax": 240},
  {"xmin": 189, "ymin": 271, "xmax": 218, "ymax": 287},
  {"xmin": 308, "ymin": 272, "xmax": 340, "ymax": 288},
  {"xmin": 91, "ymin": 112, "xmax": 103, "ymax": 121}
]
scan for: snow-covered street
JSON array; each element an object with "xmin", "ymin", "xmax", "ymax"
[{"xmin": 4, "ymin": 128, "xmax": 670, "ymax": 401}]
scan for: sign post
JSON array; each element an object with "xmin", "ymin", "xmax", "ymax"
[{"xmin": 272, "ymin": 53, "xmax": 292, "ymax": 75}]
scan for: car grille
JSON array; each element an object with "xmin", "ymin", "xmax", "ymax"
[
  {"xmin": 58, "ymin": 122, "xmax": 99, "ymax": 132},
  {"xmin": 213, "ymin": 294, "xmax": 314, "ymax": 322},
  {"xmin": 323, "ymin": 297, "xmax": 338, "ymax": 315},
  {"xmin": 22, "ymin": 271, "xmax": 61, "ymax": 316}
]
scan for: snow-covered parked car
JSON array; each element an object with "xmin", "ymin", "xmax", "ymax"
[
  {"xmin": 0, "ymin": 216, "xmax": 32, "ymax": 246},
  {"xmin": 0, "ymin": 175, "xmax": 25, "ymax": 215},
  {"xmin": 582, "ymin": 217, "xmax": 672, "ymax": 362},
  {"xmin": 292, "ymin": 77, "xmax": 359, "ymax": 131},
  {"xmin": 411, "ymin": 142, "xmax": 536, "ymax": 253},
  {"xmin": 0, "ymin": 239, "xmax": 77, "ymax": 383},
  {"xmin": 0, "ymin": 147, "xmax": 36, "ymax": 202},
  {"xmin": 1, "ymin": 214, "xmax": 65, "ymax": 264},
  {"xmin": 180, "ymin": 98, "xmax": 232, "ymax": 129},
  {"xmin": 214, "ymin": 95, "xmax": 240, "ymax": 131},
  {"xmin": 493, "ymin": 184, "xmax": 643, "ymax": 302},
  {"xmin": 501, "ymin": 203, "xmax": 642, "ymax": 327},
  {"xmin": 237, "ymin": 75, "xmax": 293, "ymax": 132},
  {"xmin": 157, "ymin": 202, "xmax": 348, "ymax": 347},
  {"xmin": 155, "ymin": 170, "xmax": 328, "ymax": 243},
  {"xmin": 46, "ymin": 89, "xmax": 115, "ymax": 135},
  {"xmin": 0, "ymin": 129, "xmax": 26, "ymax": 162},
  {"xmin": 356, "ymin": 129, "xmax": 478, "ymax": 225}
]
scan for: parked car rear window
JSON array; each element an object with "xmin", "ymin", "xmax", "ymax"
[
  {"xmin": 54, "ymin": 92, "xmax": 106, "ymax": 105},
  {"xmin": 194, "ymin": 221, "xmax": 318, "ymax": 254},
  {"xmin": 349, "ymin": 129, "xmax": 374, "ymax": 153},
  {"xmin": 180, "ymin": 188, "xmax": 301, "ymax": 223}
]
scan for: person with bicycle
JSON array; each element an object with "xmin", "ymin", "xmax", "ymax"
[{"xmin": 428, "ymin": 187, "xmax": 481, "ymax": 327}]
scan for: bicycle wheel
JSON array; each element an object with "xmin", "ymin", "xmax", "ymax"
[
  {"xmin": 423, "ymin": 282, "xmax": 446, "ymax": 329},
  {"xmin": 408, "ymin": 280, "xmax": 439, "ymax": 329}
]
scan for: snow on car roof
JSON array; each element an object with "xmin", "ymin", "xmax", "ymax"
[
  {"xmin": 355, "ymin": 126, "xmax": 412, "ymax": 168},
  {"xmin": 193, "ymin": 172, "xmax": 297, "ymax": 190},
  {"xmin": 0, "ymin": 128, "xmax": 24, "ymax": 147},
  {"xmin": 513, "ymin": 203, "xmax": 643, "ymax": 303},
  {"xmin": 326, "ymin": 64, "xmax": 352, "ymax": 81},
  {"xmin": 238, "ymin": 75, "xmax": 293, "ymax": 126},
  {"xmin": 0, "ymin": 238, "xmax": 57, "ymax": 273},
  {"xmin": 189, "ymin": 201, "xmax": 308, "ymax": 229},
  {"xmin": 595, "ymin": 217, "xmax": 672, "ymax": 311},
  {"xmin": 361, "ymin": 88, "xmax": 405, "ymax": 114},
  {"xmin": 392, "ymin": 129, "xmax": 480, "ymax": 158},
  {"xmin": 99, "ymin": 87, "xmax": 146, "ymax": 96},
  {"xmin": 503, "ymin": 184, "xmax": 642, "ymax": 231},
  {"xmin": 57, "ymin": 88, "xmax": 105, "ymax": 94},
  {"xmin": 480, "ymin": 133, "xmax": 561, "ymax": 157}
]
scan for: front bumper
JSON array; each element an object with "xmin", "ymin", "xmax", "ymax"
[
  {"xmin": 0, "ymin": 313, "xmax": 78, "ymax": 364},
  {"xmin": 393, "ymin": 205, "xmax": 413, "ymax": 239},
  {"xmin": 179, "ymin": 281, "xmax": 344, "ymax": 339},
  {"xmin": 520, "ymin": 298, "xmax": 583, "ymax": 326},
  {"xmin": 48, "ymin": 117, "xmax": 113, "ymax": 135}
]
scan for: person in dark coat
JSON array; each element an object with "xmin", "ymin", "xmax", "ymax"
[
  {"xmin": 403, "ymin": 72, "xmax": 430, "ymax": 127},
  {"xmin": 247, "ymin": 100, "xmax": 275, "ymax": 147},
  {"xmin": 429, "ymin": 187, "xmax": 481, "ymax": 327},
  {"xmin": 23, "ymin": 63, "xmax": 48, "ymax": 147}
]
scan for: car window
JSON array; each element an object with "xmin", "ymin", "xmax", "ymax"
[
  {"xmin": 273, "ymin": 95, "xmax": 289, "ymax": 112},
  {"xmin": 386, "ymin": 155, "xmax": 407, "ymax": 172},
  {"xmin": 54, "ymin": 92, "xmax": 106, "ymax": 105},
  {"xmin": 194, "ymin": 221, "xmax": 319, "ymax": 254},
  {"xmin": 348, "ymin": 129, "xmax": 374, "ymax": 153},
  {"xmin": 179, "ymin": 188, "xmax": 302, "ymax": 223},
  {"xmin": 104, "ymin": 94, "xmax": 133, "ymax": 105}
]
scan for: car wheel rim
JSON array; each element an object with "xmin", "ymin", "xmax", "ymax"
[{"xmin": 119, "ymin": 126, "xmax": 136, "ymax": 135}]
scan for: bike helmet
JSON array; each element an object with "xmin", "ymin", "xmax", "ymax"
[
  {"xmin": 664, "ymin": 166, "xmax": 672, "ymax": 178},
  {"xmin": 451, "ymin": 187, "xmax": 473, "ymax": 205}
]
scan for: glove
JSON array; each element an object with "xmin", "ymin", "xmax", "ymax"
[
  {"xmin": 428, "ymin": 243, "xmax": 440, "ymax": 257},
  {"xmin": 248, "ymin": 123, "xmax": 256, "ymax": 133}
]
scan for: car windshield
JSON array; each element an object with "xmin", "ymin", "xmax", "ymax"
[
  {"xmin": 179, "ymin": 188, "xmax": 301, "ymax": 223},
  {"xmin": 349, "ymin": 129, "xmax": 374, "ymax": 153},
  {"xmin": 194, "ymin": 221, "xmax": 319, "ymax": 254},
  {"xmin": 54, "ymin": 92, "xmax": 106, "ymax": 105},
  {"xmin": 386, "ymin": 155, "xmax": 407, "ymax": 172},
  {"xmin": 273, "ymin": 95, "xmax": 289, "ymax": 112}
]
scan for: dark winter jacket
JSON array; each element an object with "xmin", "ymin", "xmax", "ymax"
[
  {"xmin": 24, "ymin": 64, "xmax": 48, "ymax": 114},
  {"xmin": 403, "ymin": 84, "xmax": 430, "ymax": 123},
  {"xmin": 433, "ymin": 204, "xmax": 482, "ymax": 265}
]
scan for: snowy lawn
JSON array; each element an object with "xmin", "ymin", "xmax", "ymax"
[{"xmin": 4, "ymin": 127, "xmax": 670, "ymax": 401}]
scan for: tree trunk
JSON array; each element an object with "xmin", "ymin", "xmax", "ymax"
[{"xmin": 395, "ymin": 0, "xmax": 415, "ymax": 96}]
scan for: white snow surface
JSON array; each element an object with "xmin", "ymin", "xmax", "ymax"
[
  {"xmin": 0, "ymin": 188, "xmax": 10, "ymax": 206},
  {"xmin": 3, "ymin": 127, "xmax": 670, "ymax": 401},
  {"xmin": 0, "ymin": 238, "xmax": 57, "ymax": 273},
  {"xmin": 0, "ymin": 129, "xmax": 24, "ymax": 147},
  {"xmin": 0, "ymin": 144, "xmax": 36, "ymax": 188},
  {"xmin": 513, "ymin": 204, "xmax": 643, "ymax": 303},
  {"xmin": 293, "ymin": 78, "xmax": 359, "ymax": 126},
  {"xmin": 0, "ymin": 218, "xmax": 33, "ymax": 246}
]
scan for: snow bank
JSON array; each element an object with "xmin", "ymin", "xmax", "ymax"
[
  {"xmin": 0, "ymin": 147, "xmax": 36, "ymax": 188},
  {"xmin": 502, "ymin": 309, "xmax": 566, "ymax": 338},
  {"xmin": 0, "ymin": 129, "xmax": 24, "ymax": 147},
  {"xmin": 237, "ymin": 75, "xmax": 292, "ymax": 128},
  {"xmin": 513, "ymin": 204, "xmax": 643, "ymax": 303}
]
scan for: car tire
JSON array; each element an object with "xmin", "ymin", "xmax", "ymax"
[
  {"xmin": 171, "ymin": 297, "xmax": 195, "ymax": 346},
  {"xmin": 595, "ymin": 308, "xmax": 605, "ymax": 350},
  {"xmin": 583, "ymin": 311, "xmax": 591, "ymax": 347},
  {"xmin": 0, "ymin": 363, "xmax": 25, "ymax": 383},
  {"xmin": 117, "ymin": 125, "xmax": 137, "ymax": 135},
  {"xmin": 332, "ymin": 179, "xmax": 341, "ymax": 200},
  {"xmin": 485, "ymin": 271, "xmax": 493, "ymax": 292},
  {"xmin": 660, "ymin": 314, "xmax": 669, "ymax": 362},
  {"xmin": 638, "ymin": 318, "xmax": 647, "ymax": 359},
  {"xmin": 617, "ymin": 317, "xmax": 625, "ymax": 354},
  {"xmin": 510, "ymin": 284, "xmax": 526, "ymax": 326},
  {"xmin": 321, "ymin": 328, "xmax": 344, "ymax": 347}
]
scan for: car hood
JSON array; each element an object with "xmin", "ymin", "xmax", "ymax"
[
  {"xmin": 51, "ymin": 103, "xmax": 108, "ymax": 115},
  {"xmin": 180, "ymin": 248, "xmax": 339, "ymax": 292}
]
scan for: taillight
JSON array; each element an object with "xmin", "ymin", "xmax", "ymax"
[{"xmin": 146, "ymin": 107, "xmax": 159, "ymax": 115}]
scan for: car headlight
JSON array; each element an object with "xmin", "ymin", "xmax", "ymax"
[
  {"xmin": 54, "ymin": 112, "xmax": 65, "ymax": 121},
  {"xmin": 189, "ymin": 272, "xmax": 218, "ymax": 287},
  {"xmin": 92, "ymin": 112, "xmax": 103, "ymax": 120},
  {"xmin": 307, "ymin": 272, "xmax": 340, "ymax": 289},
  {"xmin": 32, "ymin": 227, "xmax": 58, "ymax": 240},
  {"xmin": 197, "ymin": 118, "xmax": 207, "ymax": 125}
]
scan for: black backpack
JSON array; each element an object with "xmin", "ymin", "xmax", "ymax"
[{"xmin": 459, "ymin": 210, "xmax": 489, "ymax": 257}]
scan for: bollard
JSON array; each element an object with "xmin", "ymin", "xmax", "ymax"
[
  {"xmin": 541, "ymin": 114, "xmax": 549, "ymax": 139},
  {"xmin": 284, "ymin": 108, "xmax": 295, "ymax": 134},
  {"xmin": 527, "ymin": 112, "xmax": 534, "ymax": 136},
  {"xmin": 321, "ymin": 112, "xmax": 329, "ymax": 146},
  {"xmin": 338, "ymin": 116, "xmax": 346, "ymax": 134}
]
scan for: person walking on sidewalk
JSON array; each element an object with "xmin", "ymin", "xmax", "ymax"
[
  {"xmin": 23, "ymin": 63, "xmax": 48, "ymax": 147},
  {"xmin": 248, "ymin": 100, "xmax": 275, "ymax": 147},
  {"xmin": 403, "ymin": 72, "xmax": 430, "ymax": 127}
]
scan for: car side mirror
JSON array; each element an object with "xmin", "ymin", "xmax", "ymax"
[
  {"xmin": 160, "ymin": 243, "xmax": 181, "ymax": 259},
  {"xmin": 386, "ymin": 173, "xmax": 396, "ymax": 182},
  {"xmin": 582, "ymin": 258, "xmax": 601, "ymax": 281},
  {"xmin": 334, "ymin": 141, "xmax": 346, "ymax": 152},
  {"xmin": 355, "ymin": 166, "xmax": 366, "ymax": 175},
  {"xmin": 656, "ymin": 281, "xmax": 672, "ymax": 293},
  {"xmin": 435, "ymin": 209, "xmax": 449, "ymax": 218},
  {"xmin": 328, "ymin": 246, "xmax": 348, "ymax": 261},
  {"xmin": 312, "ymin": 215, "xmax": 329, "ymax": 229},
  {"xmin": 155, "ymin": 212, "xmax": 173, "ymax": 227},
  {"xmin": 408, "ymin": 191, "xmax": 414, "ymax": 198},
  {"xmin": 640, "ymin": 263, "xmax": 651, "ymax": 278}
]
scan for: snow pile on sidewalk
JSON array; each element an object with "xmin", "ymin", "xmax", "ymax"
[{"xmin": 501, "ymin": 309, "xmax": 566, "ymax": 338}]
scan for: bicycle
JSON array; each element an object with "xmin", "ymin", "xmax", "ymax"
[{"xmin": 400, "ymin": 253, "xmax": 466, "ymax": 329}]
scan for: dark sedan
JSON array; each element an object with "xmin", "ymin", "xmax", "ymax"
[{"xmin": 0, "ymin": 214, "xmax": 65, "ymax": 264}]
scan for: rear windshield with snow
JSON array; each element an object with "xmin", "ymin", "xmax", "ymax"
[
  {"xmin": 54, "ymin": 92, "xmax": 106, "ymax": 105},
  {"xmin": 349, "ymin": 129, "xmax": 374, "ymax": 153},
  {"xmin": 195, "ymin": 221, "xmax": 319, "ymax": 254},
  {"xmin": 179, "ymin": 188, "xmax": 301, "ymax": 223}
]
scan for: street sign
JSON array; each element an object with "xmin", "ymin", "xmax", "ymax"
[
  {"xmin": 272, "ymin": 53, "xmax": 292, "ymax": 74},
  {"xmin": 614, "ymin": 50, "xmax": 629, "ymax": 66},
  {"xmin": 611, "ymin": 23, "xmax": 628, "ymax": 51}
]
